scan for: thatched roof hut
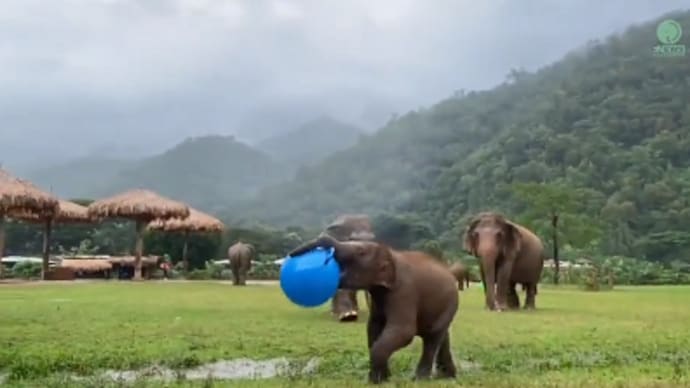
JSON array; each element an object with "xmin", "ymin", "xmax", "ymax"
[
  {"xmin": 107, "ymin": 255, "xmax": 161, "ymax": 267},
  {"xmin": 88, "ymin": 189, "xmax": 189, "ymax": 221},
  {"xmin": 57, "ymin": 255, "xmax": 161, "ymax": 267},
  {"xmin": 60, "ymin": 259, "xmax": 112, "ymax": 272},
  {"xmin": 148, "ymin": 207, "xmax": 225, "ymax": 271},
  {"xmin": 0, "ymin": 168, "xmax": 59, "ymax": 217},
  {"xmin": 10, "ymin": 199, "xmax": 97, "ymax": 224},
  {"xmin": 9, "ymin": 199, "xmax": 99, "ymax": 280},
  {"xmin": 0, "ymin": 168, "xmax": 60, "ymax": 277},
  {"xmin": 148, "ymin": 208, "xmax": 224, "ymax": 233},
  {"xmin": 87, "ymin": 189, "xmax": 190, "ymax": 280}
]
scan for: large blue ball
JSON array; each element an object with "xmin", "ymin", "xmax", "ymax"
[{"xmin": 279, "ymin": 247, "xmax": 341, "ymax": 307}]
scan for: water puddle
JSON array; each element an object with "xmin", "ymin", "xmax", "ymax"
[{"xmin": 96, "ymin": 357, "xmax": 319, "ymax": 383}]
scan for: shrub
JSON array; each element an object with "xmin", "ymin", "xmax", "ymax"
[
  {"xmin": 11, "ymin": 262, "xmax": 42, "ymax": 279},
  {"xmin": 186, "ymin": 269, "xmax": 210, "ymax": 280}
]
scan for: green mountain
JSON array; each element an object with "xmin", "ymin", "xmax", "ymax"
[
  {"xmin": 101, "ymin": 135, "xmax": 287, "ymax": 212},
  {"xmin": 256, "ymin": 116, "xmax": 364, "ymax": 168},
  {"xmin": 231, "ymin": 10, "xmax": 690, "ymax": 262}
]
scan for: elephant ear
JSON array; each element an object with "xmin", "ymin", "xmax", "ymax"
[
  {"xmin": 373, "ymin": 245, "xmax": 396, "ymax": 288},
  {"xmin": 462, "ymin": 219, "xmax": 480, "ymax": 255},
  {"xmin": 501, "ymin": 222, "xmax": 522, "ymax": 260}
]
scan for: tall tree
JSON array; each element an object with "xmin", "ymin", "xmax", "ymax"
[{"xmin": 512, "ymin": 182, "xmax": 604, "ymax": 284}]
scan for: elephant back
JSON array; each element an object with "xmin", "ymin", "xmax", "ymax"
[
  {"xmin": 324, "ymin": 214, "xmax": 375, "ymax": 241},
  {"xmin": 228, "ymin": 242, "xmax": 254, "ymax": 258}
]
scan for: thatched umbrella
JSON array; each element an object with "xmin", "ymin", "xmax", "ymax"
[
  {"xmin": 10, "ymin": 199, "xmax": 99, "ymax": 279},
  {"xmin": 148, "ymin": 207, "xmax": 225, "ymax": 271},
  {"xmin": 87, "ymin": 189, "xmax": 190, "ymax": 280},
  {"xmin": 0, "ymin": 168, "xmax": 59, "ymax": 277}
]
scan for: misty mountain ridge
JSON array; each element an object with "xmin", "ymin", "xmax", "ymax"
[
  {"xmin": 24, "ymin": 157, "xmax": 136, "ymax": 199},
  {"xmin": 257, "ymin": 116, "xmax": 363, "ymax": 167},
  {"xmin": 22, "ymin": 116, "xmax": 365, "ymax": 211},
  {"xmin": 97, "ymin": 135, "xmax": 286, "ymax": 212}
]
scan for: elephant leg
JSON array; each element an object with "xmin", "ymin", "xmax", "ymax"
[
  {"xmin": 350, "ymin": 290, "xmax": 360, "ymax": 311},
  {"xmin": 342, "ymin": 290, "xmax": 359, "ymax": 321},
  {"xmin": 524, "ymin": 282, "xmax": 537, "ymax": 310},
  {"xmin": 434, "ymin": 330, "xmax": 457, "ymax": 379},
  {"xmin": 332, "ymin": 290, "xmax": 358, "ymax": 322},
  {"xmin": 369, "ymin": 325, "xmax": 415, "ymax": 384},
  {"xmin": 415, "ymin": 330, "xmax": 446, "ymax": 380},
  {"xmin": 366, "ymin": 313, "xmax": 389, "ymax": 379},
  {"xmin": 231, "ymin": 268, "xmax": 239, "ymax": 285},
  {"xmin": 367, "ymin": 314, "xmax": 386, "ymax": 349},
  {"xmin": 239, "ymin": 271, "xmax": 246, "ymax": 286},
  {"xmin": 507, "ymin": 282, "xmax": 520, "ymax": 310}
]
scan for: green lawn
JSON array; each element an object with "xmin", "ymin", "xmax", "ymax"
[{"xmin": 1, "ymin": 281, "xmax": 689, "ymax": 387}]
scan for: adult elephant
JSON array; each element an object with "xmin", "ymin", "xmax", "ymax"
[
  {"xmin": 462, "ymin": 212, "xmax": 545, "ymax": 311},
  {"xmin": 228, "ymin": 241, "xmax": 255, "ymax": 286},
  {"xmin": 320, "ymin": 214, "xmax": 376, "ymax": 322}
]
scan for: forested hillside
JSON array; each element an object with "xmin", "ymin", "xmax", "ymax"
[{"xmin": 231, "ymin": 10, "xmax": 690, "ymax": 263}]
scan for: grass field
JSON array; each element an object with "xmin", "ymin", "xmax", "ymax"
[{"xmin": 1, "ymin": 281, "xmax": 689, "ymax": 387}]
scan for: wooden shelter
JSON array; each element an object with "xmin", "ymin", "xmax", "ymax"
[
  {"xmin": 10, "ymin": 199, "xmax": 99, "ymax": 279},
  {"xmin": 148, "ymin": 207, "xmax": 225, "ymax": 271},
  {"xmin": 87, "ymin": 189, "xmax": 189, "ymax": 280},
  {"xmin": 0, "ymin": 168, "xmax": 59, "ymax": 277}
]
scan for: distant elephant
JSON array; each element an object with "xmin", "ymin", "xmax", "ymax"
[
  {"xmin": 463, "ymin": 212, "xmax": 545, "ymax": 311},
  {"xmin": 320, "ymin": 214, "xmax": 376, "ymax": 322},
  {"xmin": 448, "ymin": 261, "xmax": 471, "ymax": 291},
  {"xmin": 228, "ymin": 241, "xmax": 255, "ymax": 286},
  {"xmin": 287, "ymin": 235, "xmax": 459, "ymax": 384}
]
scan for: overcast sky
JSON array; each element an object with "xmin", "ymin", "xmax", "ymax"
[{"xmin": 1, "ymin": 0, "xmax": 688, "ymax": 170}]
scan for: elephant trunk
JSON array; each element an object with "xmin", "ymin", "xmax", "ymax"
[
  {"xmin": 482, "ymin": 259, "xmax": 497, "ymax": 309},
  {"xmin": 477, "ymin": 242, "xmax": 499, "ymax": 310},
  {"xmin": 287, "ymin": 235, "xmax": 353, "ymax": 261}
]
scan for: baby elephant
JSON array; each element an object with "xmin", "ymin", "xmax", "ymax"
[
  {"xmin": 288, "ymin": 236, "xmax": 459, "ymax": 384},
  {"xmin": 448, "ymin": 262, "xmax": 471, "ymax": 291}
]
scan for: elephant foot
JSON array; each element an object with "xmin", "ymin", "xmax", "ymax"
[
  {"xmin": 523, "ymin": 304, "xmax": 536, "ymax": 310},
  {"xmin": 338, "ymin": 310, "xmax": 358, "ymax": 322}
]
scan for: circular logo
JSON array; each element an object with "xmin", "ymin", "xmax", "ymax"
[{"xmin": 657, "ymin": 19, "xmax": 682, "ymax": 44}]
